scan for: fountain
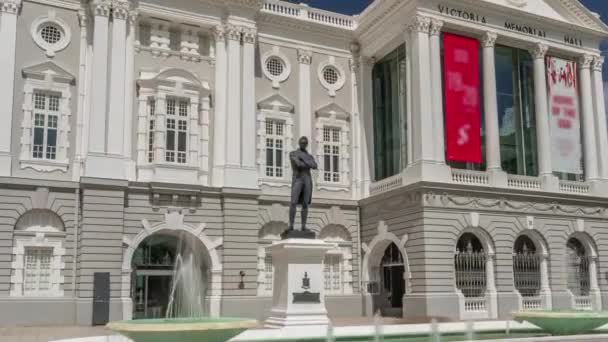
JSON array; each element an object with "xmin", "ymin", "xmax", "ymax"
[
  {"xmin": 513, "ymin": 310, "xmax": 608, "ymax": 336},
  {"xmin": 107, "ymin": 234, "xmax": 257, "ymax": 342}
]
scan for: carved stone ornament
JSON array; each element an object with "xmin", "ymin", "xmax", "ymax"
[
  {"xmin": 1, "ymin": 0, "xmax": 21, "ymax": 14},
  {"xmin": 579, "ymin": 54, "xmax": 594, "ymax": 69},
  {"xmin": 225, "ymin": 24, "xmax": 242, "ymax": 41},
  {"xmin": 408, "ymin": 15, "xmax": 431, "ymax": 34},
  {"xmin": 112, "ymin": 0, "xmax": 130, "ymax": 20},
  {"xmin": 91, "ymin": 0, "xmax": 111, "ymax": 17},
  {"xmin": 242, "ymin": 27, "xmax": 257, "ymax": 44},
  {"xmin": 78, "ymin": 10, "xmax": 88, "ymax": 28},
  {"xmin": 213, "ymin": 25, "xmax": 225, "ymax": 42},
  {"xmin": 482, "ymin": 32, "xmax": 498, "ymax": 48},
  {"xmin": 297, "ymin": 49, "xmax": 312, "ymax": 65},
  {"xmin": 592, "ymin": 55, "xmax": 604, "ymax": 72},
  {"xmin": 530, "ymin": 43, "xmax": 548, "ymax": 60},
  {"xmin": 429, "ymin": 19, "xmax": 443, "ymax": 36}
]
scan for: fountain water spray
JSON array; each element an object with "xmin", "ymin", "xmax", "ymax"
[
  {"xmin": 373, "ymin": 311, "xmax": 383, "ymax": 342},
  {"xmin": 326, "ymin": 321, "xmax": 335, "ymax": 342},
  {"xmin": 465, "ymin": 320, "xmax": 474, "ymax": 341},
  {"xmin": 165, "ymin": 234, "xmax": 207, "ymax": 318},
  {"xmin": 505, "ymin": 320, "xmax": 511, "ymax": 336},
  {"xmin": 430, "ymin": 318, "xmax": 440, "ymax": 342}
]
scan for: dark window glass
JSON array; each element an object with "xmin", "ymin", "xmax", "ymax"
[
  {"xmin": 372, "ymin": 44, "xmax": 406, "ymax": 181},
  {"xmin": 34, "ymin": 127, "xmax": 44, "ymax": 145},
  {"xmin": 178, "ymin": 132, "xmax": 186, "ymax": 152},
  {"xmin": 166, "ymin": 131, "xmax": 175, "ymax": 150}
]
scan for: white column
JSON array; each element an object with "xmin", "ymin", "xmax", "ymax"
[
  {"xmin": 591, "ymin": 56, "xmax": 608, "ymax": 180},
  {"xmin": 539, "ymin": 255, "xmax": 552, "ymax": 309},
  {"xmin": 349, "ymin": 47, "xmax": 360, "ymax": 199},
  {"xmin": 88, "ymin": 0, "xmax": 111, "ymax": 154},
  {"xmin": 298, "ymin": 49, "xmax": 313, "ymax": 140},
  {"xmin": 530, "ymin": 44, "xmax": 553, "ymax": 177},
  {"xmin": 579, "ymin": 55, "xmax": 600, "ymax": 181},
  {"xmin": 589, "ymin": 256, "xmax": 602, "ymax": 310},
  {"xmin": 482, "ymin": 32, "xmax": 502, "ymax": 172},
  {"xmin": 359, "ymin": 56, "xmax": 374, "ymax": 194},
  {"xmin": 0, "ymin": 0, "xmax": 21, "ymax": 175},
  {"xmin": 212, "ymin": 25, "xmax": 227, "ymax": 187},
  {"xmin": 429, "ymin": 19, "xmax": 445, "ymax": 164},
  {"xmin": 107, "ymin": 0, "xmax": 128, "ymax": 155},
  {"xmin": 124, "ymin": 11, "xmax": 138, "ymax": 162},
  {"xmin": 485, "ymin": 254, "xmax": 498, "ymax": 318},
  {"xmin": 73, "ymin": 10, "xmax": 88, "ymax": 180},
  {"xmin": 241, "ymin": 27, "xmax": 256, "ymax": 170},
  {"xmin": 408, "ymin": 16, "xmax": 434, "ymax": 164},
  {"xmin": 154, "ymin": 93, "xmax": 166, "ymax": 163},
  {"xmin": 225, "ymin": 24, "xmax": 242, "ymax": 167}
]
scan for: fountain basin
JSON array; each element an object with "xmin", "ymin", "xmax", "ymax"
[
  {"xmin": 107, "ymin": 318, "xmax": 258, "ymax": 342},
  {"xmin": 513, "ymin": 311, "xmax": 608, "ymax": 336}
]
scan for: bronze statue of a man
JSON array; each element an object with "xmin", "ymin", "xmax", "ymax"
[{"xmin": 282, "ymin": 136, "xmax": 317, "ymax": 239}]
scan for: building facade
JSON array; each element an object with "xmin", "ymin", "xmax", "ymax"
[{"xmin": 0, "ymin": 0, "xmax": 607, "ymax": 326}]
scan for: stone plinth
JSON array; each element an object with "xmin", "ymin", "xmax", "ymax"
[{"xmin": 264, "ymin": 238, "xmax": 336, "ymax": 328}]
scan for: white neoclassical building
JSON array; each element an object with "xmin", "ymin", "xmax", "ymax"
[{"xmin": 1, "ymin": 0, "xmax": 608, "ymax": 326}]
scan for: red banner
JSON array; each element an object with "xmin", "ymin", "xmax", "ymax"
[{"xmin": 443, "ymin": 33, "xmax": 482, "ymax": 164}]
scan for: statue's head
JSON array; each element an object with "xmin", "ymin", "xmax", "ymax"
[{"xmin": 298, "ymin": 136, "xmax": 308, "ymax": 150}]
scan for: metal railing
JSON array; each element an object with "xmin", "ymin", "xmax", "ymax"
[
  {"xmin": 567, "ymin": 255, "xmax": 590, "ymax": 297},
  {"xmin": 455, "ymin": 249, "xmax": 487, "ymax": 298},
  {"xmin": 451, "ymin": 169, "xmax": 489, "ymax": 186},
  {"xmin": 507, "ymin": 175, "xmax": 542, "ymax": 191},
  {"xmin": 513, "ymin": 252, "xmax": 541, "ymax": 298}
]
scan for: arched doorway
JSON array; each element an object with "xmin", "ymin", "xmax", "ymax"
[
  {"xmin": 376, "ymin": 243, "xmax": 405, "ymax": 317},
  {"xmin": 131, "ymin": 231, "xmax": 211, "ymax": 319}
]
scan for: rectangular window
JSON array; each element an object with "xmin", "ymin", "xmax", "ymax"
[
  {"xmin": 265, "ymin": 120, "xmax": 284, "ymax": 178},
  {"xmin": 148, "ymin": 98, "xmax": 156, "ymax": 163},
  {"xmin": 495, "ymin": 46, "xmax": 539, "ymax": 176},
  {"xmin": 23, "ymin": 247, "xmax": 53, "ymax": 294},
  {"xmin": 372, "ymin": 45, "xmax": 406, "ymax": 181},
  {"xmin": 264, "ymin": 255, "xmax": 273, "ymax": 292},
  {"xmin": 165, "ymin": 98, "xmax": 189, "ymax": 164},
  {"xmin": 324, "ymin": 254, "xmax": 342, "ymax": 294},
  {"xmin": 32, "ymin": 92, "xmax": 60, "ymax": 160},
  {"xmin": 322, "ymin": 127, "xmax": 340, "ymax": 183}
]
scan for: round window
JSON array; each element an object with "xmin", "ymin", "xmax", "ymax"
[
  {"xmin": 323, "ymin": 67, "xmax": 339, "ymax": 85},
  {"xmin": 266, "ymin": 57, "xmax": 285, "ymax": 77},
  {"xmin": 40, "ymin": 24, "xmax": 63, "ymax": 45}
]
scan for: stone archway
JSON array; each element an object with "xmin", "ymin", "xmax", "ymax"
[
  {"xmin": 120, "ymin": 209, "xmax": 223, "ymax": 319},
  {"xmin": 361, "ymin": 221, "xmax": 410, "ymax": 316}
]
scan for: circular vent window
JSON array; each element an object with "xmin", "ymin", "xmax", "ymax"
[{"xmin": 31, "ymin": 16, "xmax": 71, "ymax": 57}]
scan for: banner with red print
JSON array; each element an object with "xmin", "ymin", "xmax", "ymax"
[
  {"xmin": 443, "ymin": 33, "xmax": 482, "ymax": 164},
  {"xmin": 546, "ymin": 56, "xmax": 582, "ymax": 174}
]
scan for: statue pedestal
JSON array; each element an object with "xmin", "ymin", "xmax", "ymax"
[{"xmin": 264, "ymin": 239, "xmax": 335, "ymax": 328}]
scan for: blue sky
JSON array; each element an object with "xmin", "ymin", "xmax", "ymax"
[{"xmin": 300, "ymin": 0, "xmax": 608, "ymax": 18}]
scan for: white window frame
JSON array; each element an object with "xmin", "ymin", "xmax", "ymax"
[
  {"xmin": 315, "ymin": 104, "xmax": 351, "ymax": 191},
  {"xmin": 164, "ymin": 97, "xmax": 190, "ymax": 164},
  {"xmin": 257, "ymin": 94, "xmax": 295, "ymax": 187},
  {"xmin": 264, "ymin": 119, "xmax": 286, "ymax": 179},
  {"xmin": 20, "ymin": 62, "xmax": 74, "ymax": 173},
  {"xmin": 257, "ymin": 245, "xmax": 275, "ymax": 296},
  {"xmin": 324, "ymin": 253, "xmax": 343, "ymax": 295},
  {"xmin": 31, "ymin": 92, "xmax": 61, "ymax": 161},
  {"xmin": 136, "ymin": 69, "xmax": 211, "ymax": 184},
  {"xmin": 11, "ymin": 232, "xmax": 65, "ymax": 297},
  {"xmin": 317, "ymin": 57, "xmax": 346, "ymax": 97},
  {"xmin": 261, "ymin": 47, "xmax": 292, "ymax": 89}
]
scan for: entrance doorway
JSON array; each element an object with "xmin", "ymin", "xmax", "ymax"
[
  {"xmin": 377, "ymin": 243, "xmax": 405, "ymax": 317},
  {"xmin": 131, "ymin": 233, "xmax": 209, "ymax": 319}
]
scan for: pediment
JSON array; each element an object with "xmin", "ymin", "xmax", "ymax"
[
  {"xmin": 22, "ymin": 61, "xmax": 75, "ymax": 84},
  {"xmin": 316, "ymin": 103, "xmax": 349, "ymax": 121},
  {"xmin": 478, "ymin": 0, "xmax": 608, "ymax": 33},
  {"xmin": 257, "ymin": 93, "xmax": 295, "ymax": 113},
  {"xmin": 138, "ymin": 68, "xmax": 210, "ymax": 94}
]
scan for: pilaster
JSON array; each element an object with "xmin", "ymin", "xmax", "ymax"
[
  {"xmin": 0, "ymin": 0, "xmax": 22, "ymax": 175},
  {"xmin": 241, "ymin": 27, "xmax": 257, "ymax": 171},
  {"xmin": 225, "ymin": 23, "xmax": 242, "ymax": 168},
  {"xmin": 429, "ymin": 19, "xmax": 445, "ymax": 165},
  {"xmin": 124, "ymin": 10, "xmax": 138, "ymax": 180},
  {"xmin": 358, "ymin": 56, "xmax": 374, "ymax": 195},
  {"xmin": 579, "ymin": 54, "xmax": 599, "ymax": 181},
  {"xmin": 212, "ymin": 25, "xmax": 227, "ymax": 187},
  {"xmin": 298, "ymin": 49, "xmax": 313, "ymax": 141}
]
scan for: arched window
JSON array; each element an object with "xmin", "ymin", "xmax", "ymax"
[
  {"xmin": 11, "ymin": 210, "xmax": 66, "ymax": 297},
  {"xmin": 513, "ymin": 235, "xmax": 541, "ymax": 309},
  {"xmin": 257, "ymin": 222, "xmax": 286, "ymax": 296},
  {"xmin": 320, "ymin": 225, "xmax": 353, "ymax": 295},
  {"xmin": 455, "ymin": 233, "xmax": 486, "ymax": 299},
  {"xmin": 566, "ymin": 238, "xmax": 590, "ymax": 298}
]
